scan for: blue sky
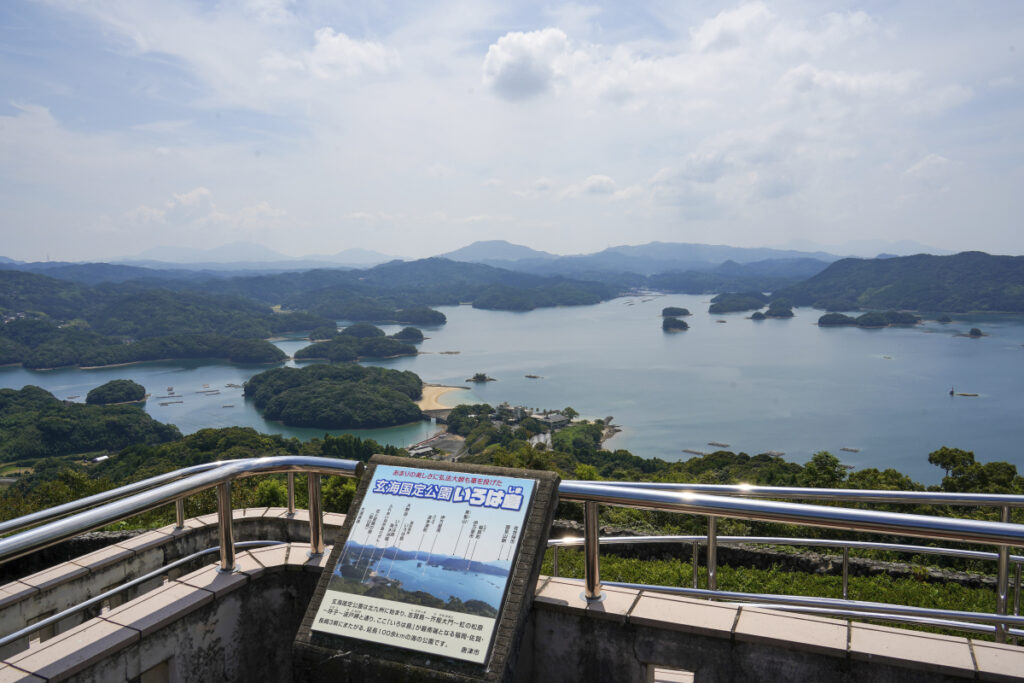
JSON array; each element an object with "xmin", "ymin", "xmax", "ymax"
[{"xmin": 1, "ymin": 1, "xmax": 1022, "ymax": 261}]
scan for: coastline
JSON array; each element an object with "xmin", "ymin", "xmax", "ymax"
[{"xmin": 417, "ymin": 384, "xmax": 468, "ymax": 411}]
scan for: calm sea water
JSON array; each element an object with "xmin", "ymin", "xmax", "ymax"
[
  {"xmin": 3, "ymin": 295, "xmax": 1023, "ymax": 483},
  {"xmin": 366, "ymin": 557, "xmax": 506, "ymax": 609}
]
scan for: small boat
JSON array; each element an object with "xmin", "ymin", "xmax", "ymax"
[
  {"xmin": 765, "ymin": 450, "xmax": 785, "ymax": 456},
  {"xmin": 840, "ymin": 447, "xmax": 860, "ymax": 453},
  {"xmin": 222, "ymin": 404, "xmax": 234, "ymax": 408},
  {"xmin": 682, "ymin": 448, "xmax": 706, "ymax": 456},
  {"xmin": 708, "ymin": 442, "xmax": 730, "ymax": 448},
  {"xmin": 159, "ymin": 400, "xmax": 183, "ymax": 406}
]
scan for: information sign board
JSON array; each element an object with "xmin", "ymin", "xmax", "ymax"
[
  {"xmin": 312, "ymin": 464, "xmax": 534, "ymax": 664},
  {"xmin": 294, "ymin": 454, "xmax": 559, "ymax": 683}
]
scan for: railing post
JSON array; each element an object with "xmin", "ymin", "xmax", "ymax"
[
  {"xmin": 842, "ymin": 547, "xmax": 849, "ymax": 600},
  {"xmin": 287, "ymin": 473, "xmax": 296, "ymax": 515},
  {"xmin": 996, "ymin": 506, "xmax": 1011, "ymax": 642},
  {"xmin": 1015, "ymin": 561, "xmax": 1021, "ymax": 646},
  {"xmin": 307, "ymin": 474, "xmax": 324, "ymax": 556},
  {"xmin": 175, "ymin": 498, "xmax": 185, "ymax": 530},
  {"xmin": 552, "ymin": 546, "xmax": 559, "ymax": 577},
  {"xmin": 583, "ymin": 501, "xmax": 603, "ymax": 602},
  {"xmin": 217, "ymin": 482, "xmax": 235, "ymax": 572},
  {"xmin": 692, "ymin": 540, "xmax": 699, "ymax": 589},
  {"xmin": 707, "ymin": 516, "xmax": 718, "ymax": 592}
]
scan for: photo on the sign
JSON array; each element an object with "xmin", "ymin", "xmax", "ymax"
[
  {"xmin": 328, "ymin": 537, "xmax": 508, "ymax": 618},
  {"xmin": 326, "ymin": 467, "xmax": 533, "ymax": 619}
]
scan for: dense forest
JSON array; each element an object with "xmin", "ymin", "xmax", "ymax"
[
  {"xmin": 0, "ymin": 386, "xmax": 180, "ymax": 461},
  {"xmin": 243, "ymin": 364, "xmax": 423, "ymax": 429},
  {"xmin": 778, "ymin": 252, "xmax": 1024, "ymax": 312}
]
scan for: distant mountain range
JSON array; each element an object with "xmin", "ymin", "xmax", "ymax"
[
  {"xmin": 121, "ymin": 242, "xmax": 397, "ymax": 271},
  {"xmin": 439, "ymin": 239, "xmax": 840, "ymax": 277}
]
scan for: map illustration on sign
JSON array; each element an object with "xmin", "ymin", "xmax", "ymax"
[{"xmin": 313, "ymin": 465, "xmax": 536, "ymax": 664}]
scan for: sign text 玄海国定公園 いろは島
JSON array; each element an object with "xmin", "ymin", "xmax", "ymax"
[{"xmin": 311, "ymin": 464, "xmax": 535, "ymax": 664}]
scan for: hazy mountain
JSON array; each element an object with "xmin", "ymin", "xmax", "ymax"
[
  {"xmin": 133, "ymin": 241, "xmax": 290, "ymax": 263},
  {"xmin": 779, "ymin": 238, "xmax": 954, "ymax": 258},
  {"xmin": 442, "ymin": 241, "xmax": 840, "ymax": 277},
  {"xmin": 602, "ymin": 242, "xmax": 838, "ymax": 265},
  {"xmin": 440, "ymin": 240, "xmax": 558, "ymax": 263},
  {"xmin": 313, "ymin": 248, "xmax": 396, "ymax": 266},
  {"xmin": 0, "ymin": 256, "xmax": 19, "ymax": 264}
]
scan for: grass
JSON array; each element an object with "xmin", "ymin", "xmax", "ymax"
[{"xmin": 541, "ymin": 547, "xmax": 1002, "ymax": 639}]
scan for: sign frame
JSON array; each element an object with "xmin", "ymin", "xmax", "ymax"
[{"xmin": 294, "ymin": 454, "xmax": 560, "ymax": 683}]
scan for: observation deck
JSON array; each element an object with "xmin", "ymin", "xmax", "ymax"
[{"xmin": 0, "ymin": 457, "xmax": 1022, "ymax": 682}]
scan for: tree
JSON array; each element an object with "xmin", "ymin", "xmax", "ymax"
[
  {"xmin": 928, "ymin": 446, "xmax": 975, "ymax": 478},
  {"xmin": 798, "ymin": 451, "xmax": 847, "ymax": 488},
  {"xmin": 254, "ymin": 478, "xmax": 288, "ymax": 507}
]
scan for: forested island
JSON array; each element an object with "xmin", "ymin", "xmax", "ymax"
[
  {"xmin": 708, "ymin": 292, "xmax": 769, "ymax": 314},
  {"xmin": 86, "ymin": 379, "xmax": 146, "ymax": 405},
  {"xmin": 661, "ymin": 306, "xmax": 690, "ymax": 317},
  {"xmin": 778, "ymin": 252, "xmax": 1024, "ymax": 312},
  {"xmin": 243, "ymin": 364, "xmax": 423, "ymax": 429},
  {"xmin": 293, "ymin": 323, "xmax": 420, "ymax": 362},
  {"xmin": 662, "ymin": 317, "xmax": 689, "ymax": 332},
  {"xmin": 818, "ymin": 311, "xmax": 921, "ymax": 328}
]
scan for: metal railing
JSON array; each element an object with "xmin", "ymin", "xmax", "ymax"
[
  {"xmin": 1, "ymin": 461, "xmax": 1023, "ymax": 643},
  {"xmin": 0, "ymin": 456, "xmax": 363, "ymax": 571},
  {"xmin": 558, "ymin": 480, "xmax": 1024, "ymax": 641}
]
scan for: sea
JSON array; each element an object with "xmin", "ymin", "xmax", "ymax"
[{"xmin": 3, "ymin": 294, "xmax": 1023, "ymax": 484}]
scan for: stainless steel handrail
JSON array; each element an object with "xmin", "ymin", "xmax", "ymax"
[
  {"xmin": 549, "ymin": 534, "xmax": 1024, "ymax": 608},
  {"xmin": 548, "ymin": 534, "xmax": 1024, "ymax": 564},
  {"xmin": 558, "ymin": 480, "xmax": 1024, "ymax": 641},
  {"xmin": 0, "ymin": 460, "xmax": 237, "ymax": 537},
  {"xmin": 2, "ymin": 463, "xmax": 1023, "ymax": 644},
  {"xmin": 589, "ymin": 480, "xmax": 1024, "ymax": 507},
  {"xmin": 0, "ymin": 456, "xmax": 363, "ymax": 569},
  {"xmin": 557, "ymin": 481, "xmax": 1024, "ymax": 546}
]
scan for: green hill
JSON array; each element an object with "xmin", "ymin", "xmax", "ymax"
[{"xmin": 778, "ymin": 252, "xmax": 1024, "ymax": 312}]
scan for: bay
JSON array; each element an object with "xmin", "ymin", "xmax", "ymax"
[{"xmin": 2, "ymin": 295, "xmax": 1023, "ymax": 483}]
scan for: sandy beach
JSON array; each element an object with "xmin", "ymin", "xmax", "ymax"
[{"xmin": 417, "ymin": 384, "xmax": 467, "ymax": 411}]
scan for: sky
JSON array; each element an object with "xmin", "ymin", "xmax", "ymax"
[{"xmin": 0, "ymin": 1, "xmax": 1022, "ymax": 262}]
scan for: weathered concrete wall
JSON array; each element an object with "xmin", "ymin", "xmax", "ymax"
[{"xmin": 63, "ymin": 571, "xmax": 319, "ymax": 683}]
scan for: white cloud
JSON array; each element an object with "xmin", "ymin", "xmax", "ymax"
[
  {"xmin": 481, "ymin": 28, "xmax": 575, "ymax": 100},
  {"xmin": 562, "ymin": 174, "xmax": 617, "ymax": 198},
  {"xmin": 690, "ymin": 2, "xmax": 773, "ymax": 53}
]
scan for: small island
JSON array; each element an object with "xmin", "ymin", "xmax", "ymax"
[
  {"xmin": 969, "ymin": 327, "xmax": 984, "ymax": 337},
  {"xmin": 294, "ymin": 323, "xmax": 418, "ymax": 362},
  {"xmin": 708, "ymin": 292, "xmax": 770, "ymax": 314},
  {"xmin": 817, "ymin": 311, "xmax": 921, "ymax": 328},
  {"xmin": 751, "ymin": 311, "xmax": 766, "ymax": 320},
  {"xmin": 466, "ymin": 373, "xmax": 496, "ymax": 382},
  {"xmin": 661, "ymin": 306, "xmax": 691, "ymax": 317},
  {"xmin": 763, "ymin": 299, "xmax": 794, "ymax": 318},
  {"xmin": 244, "ymin": 364, "xmax": 423, "ymax": 429},
  {"xmin": 662, "ymin": 317, "xmax": 689, "ymax": 332},
  {"xmin": 86, "ymin": 379, "xmax": 147, "ymax": 405}
]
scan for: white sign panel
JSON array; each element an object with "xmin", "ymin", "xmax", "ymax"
[{"xmin": 313, "ymin": 465, "xmax": 535, "ymax": 664}]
